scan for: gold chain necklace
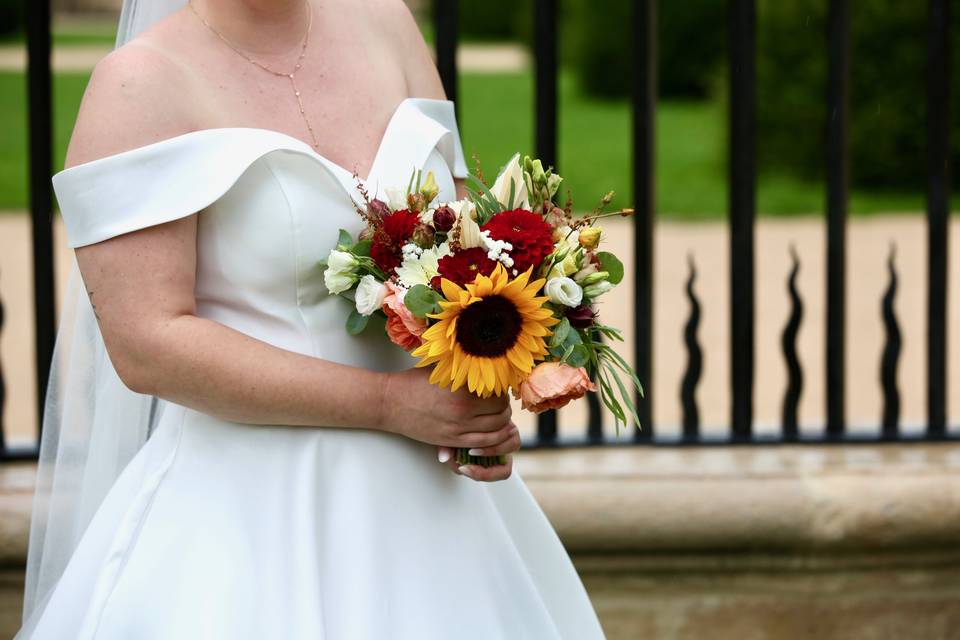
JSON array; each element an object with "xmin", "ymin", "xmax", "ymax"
[{"xmin": 187, "ymin": 0, "xmax": 320, "ymax": 152}]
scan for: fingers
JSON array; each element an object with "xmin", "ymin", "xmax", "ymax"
[
  {"xmin": 466, "ymin": 427, "xmax": 521, "ymax": 457},
  {"xmin": 458, "ymin": 455, "xmax": 513, "ymax": 482},
  {"xmin": 463, "ymin": 406, "xmax": 512, "ymax": 433},
  {"xmin": 459, "ymin": 422, "xmax": 518, "ymax": 449}
]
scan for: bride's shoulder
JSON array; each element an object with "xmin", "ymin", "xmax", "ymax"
[{"xmin": 64, "ymin": 31, "xmax": 199, "ymax": 169}]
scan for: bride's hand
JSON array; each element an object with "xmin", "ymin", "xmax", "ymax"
[{"xmin": 380, "ymin": 368, "xmax": 521, "ymax": 478}]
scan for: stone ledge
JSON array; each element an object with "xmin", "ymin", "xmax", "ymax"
[
  {"xmin": 513, "ymin": 442, "xmax": 960, "ymax": 553},
  {"xmin": 2, "ymin": 443, "xmax": 959, "ymax": 567}
]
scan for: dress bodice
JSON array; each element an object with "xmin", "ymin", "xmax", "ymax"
[{"xmin": 51, "ymin": 97, "xmax": 468, "ymax": 372}]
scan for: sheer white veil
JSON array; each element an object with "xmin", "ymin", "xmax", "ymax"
[{"xmin": 19, "ymin": 0, "xmax": 187, "ymax": 631}]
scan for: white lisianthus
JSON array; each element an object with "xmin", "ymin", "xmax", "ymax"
[
  {"xmin": 545, "ymin": 277, "xmax": 583, "ymax": 307},
  {"xmin": 583, "ymin": 280, "xmax": 614, "ymax": 299},
  {"xmin": 395, "ymin": 242, "xmax": 452, "ymax": 288},
  {"xmin": 384, "ymin": 186, "xmax": 408, "ymax": 212},
  {"xmin": 354, "ymin": 275, "xmax": 388, "ymax": 316},
  {"xmin": 490, "ymin": 152, "xmax": 530, "ymax": 210},
  {"xmin": 324, "ymin": 250, "xmax": 360, "ymax": 294},
  {"xmin": 419, "ymin": 206, "xmax": 436, "ymax": 225}
]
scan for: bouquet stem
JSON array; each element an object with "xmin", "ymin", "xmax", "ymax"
[{"xmin": 454, "ymin": 448, "xmax": 506, "ymax": 468}]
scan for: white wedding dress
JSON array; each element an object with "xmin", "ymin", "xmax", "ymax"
[{"xmin": 19, "ymin": 97, "xmax": 606, "ymax": 639}]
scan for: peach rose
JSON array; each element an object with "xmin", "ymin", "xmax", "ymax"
[
  {"xmin": 382, "ymin": 282, "xmax": 427, "ymax": 352},
  {"xmin": 512, "ymin": 362, "xmax": 597, "ymax": 413}
]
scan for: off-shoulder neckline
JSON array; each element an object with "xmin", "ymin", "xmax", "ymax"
[{"xmin": 54, "ymin": 96, "xmax": 453, "ymax": 184}]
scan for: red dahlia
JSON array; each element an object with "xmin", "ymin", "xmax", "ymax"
[
  {"xmin": 370, "ymin": 209, "xmax": 420, "ymax": 273},
  {"xmin": 436, "ymin": 248, "xmax": 497, "ymax": 287},
  {"xmin": 480, "ymin": 208, "xmax": 555, "ymax": 275},
  {"xmin": 381, "ymin": 209, "xmax": 420, "ymax": 245}
]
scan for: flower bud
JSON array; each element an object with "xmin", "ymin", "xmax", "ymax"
[
  {"xmin": 407, "ymin": 192, "xmax": 426, "ymax": 213},
  {"xmin": 578, "ymin": 226, "xmax": 602, "ymax": 250},
  {"xmin": 580, "ymin": 271, "xmax": 610, "ymax": 286},
  {"xmin": 544, "ymin": 205, "xmax": 568, "ymax": 228},
  {"xmin": 412, "ymin": 223, "xmax": 436, "ymax": 249},
  {"xmin": 368, "ymin": 198, "xmax": 390, "ymax": 221},
  {"xmin": 432, "ymin": 205, "xmax": 456, "ymax": 232},
  {"xmin": 583, "ymin": 280, "xmax": 614, "ymax": 299},
  {"xmin": 419, "ymin": 171, "xmax": 440, "ymax": 203},
  {"xmin": 565, "ymin": 304, "xmax": 597, "ymax": 329}
]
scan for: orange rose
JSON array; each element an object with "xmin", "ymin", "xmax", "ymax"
[
  {"xmin": 513, "ymin": 362, "xmax": 597, "ymax": 413},
  {"xmin": 382, "ymin": 282, "xmax": 427, "ymax": 352}
]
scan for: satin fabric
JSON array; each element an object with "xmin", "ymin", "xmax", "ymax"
[{"xmin": 18, "ymin": 97, "xmax": 607, "ymax": 639}]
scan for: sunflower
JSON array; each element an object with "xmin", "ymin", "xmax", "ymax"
[{"xmin": 411, "ymin": 263, "xmax": 559, "ymax": 398}]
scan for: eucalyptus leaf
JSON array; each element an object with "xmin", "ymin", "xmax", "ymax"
[
  {"xmin": 550, "ymin": 318, "xmax": 571, "ymax": 348},
  {"xmin": 346, "ymin": 309, "xmax": 369, "ymax": 335},
  {"xmin": 351, "ymin": 239, "xmax": 372, "ymax": 257},
  {"xmin": 337, "ymin": 229, "xmax": 354, "ymax": 250},
  {"xmin": 566, "ymin": 344, "xmax": 590, "ymax": 368},
  {"xmin": 404, "ymin": 284, "xmax": 442, "ymax": 318},
  {"xmin": 596, "ymin": 251, "xmax": 624, "ymax": 285}
]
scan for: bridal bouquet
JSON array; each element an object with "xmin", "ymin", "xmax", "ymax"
[{"xmin": 320, "ymin": 153, "xmax": 643, "ymax": 467}]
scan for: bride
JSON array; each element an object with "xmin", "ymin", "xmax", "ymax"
[{"xmin": 16, "ymin": 0, "xmax": 607, "ymax": 637}]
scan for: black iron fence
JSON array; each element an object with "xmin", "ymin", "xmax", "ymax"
[{"xmin": 0, "ymin": 0, "xmax": 954, "ymax": 461}]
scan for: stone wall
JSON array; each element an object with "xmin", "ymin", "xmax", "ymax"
[{"xmin": 2, "ymin": 444, "xmax": 960, "ymax": 638}]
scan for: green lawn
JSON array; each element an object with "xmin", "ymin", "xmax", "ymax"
[{"xmin": 0, "ymin": 68, "xmax": 947, "ymax": 217}]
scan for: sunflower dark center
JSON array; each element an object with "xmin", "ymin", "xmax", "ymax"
[{"xmin": 456, "ymin": 295, "xmax": 523, "ymax": 357}]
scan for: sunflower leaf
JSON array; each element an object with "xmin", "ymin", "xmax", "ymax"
[
  {"xmin": 346, "ymin": 309, "xmax": 369, "ymax": 335},
  {"xmin": 596, "ymin": 252, "xmax": 624, "ymax": 285},
  {"xmin": 404, "ymin": 284, "xmax": 442, "ymax": 318}
]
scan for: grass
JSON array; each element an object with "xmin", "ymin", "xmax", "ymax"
[{"xmin": 0, "ymin": 67, "xmax": 948, "ymax": 216}]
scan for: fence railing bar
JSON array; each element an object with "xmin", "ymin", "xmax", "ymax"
[
  {"xmin": 0, "ymin": 273, "xmax": 6, "ymax": 453},
  {"xmin": 926, "ymin": 0, "xmax": 950, "ymax": 436},
  {"xmin": 433, "ymin": 0, "xmax": 459, "ymax": 114},
  {"xmin": 681, "ymin": 254, "xmax": 702, "ymax": 440},
  {"xmin": 781, "ymin": 246, "xmax": 803, "ymax": 439},
  {"xmin": 881, "ymin": 245, "xmax": 902, "ymax": 438},
  {"xmin": 728, "ymin": 0, "xmax": 756, "ymax": 440},
  {"xmin": 632, "ymin": 0, "xmax": 656, "ymax": 441},
  {"xmin": 27, "ymin": 0, "xmax": 56, "ymax": 443},
  {"xmin": 534, "ymin": 0, "xmax": 559, "ymax": 444},
  {"xmin": 826, "ymin": 0, "xmax": 849, "ymax": 438}
]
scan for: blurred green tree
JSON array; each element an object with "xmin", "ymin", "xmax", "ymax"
[{"xmin": 758, "ymin": 0, "xmax": 960, "ymax": 190}]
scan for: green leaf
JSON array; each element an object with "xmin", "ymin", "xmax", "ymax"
[
  {"xmin": 404, "ymin": 284, "xmax": 442, "ymax": 318},
  {"xmin": 596, "ymin": 251, "xmax": 624, "ymax": 285},
  {"xmin": 337, "ymin": 229, "xmax": 354, "ymax": 250},
  {"xmin": 550, "ymin": 318, "xmax": 571, "ymax": 348},
  {"xmin": 350, "ymin": 239, "xmax": 372, "ymax": 257},
  {"xmin": 346, "ymin": 309, "xmax": 369, "ymax": 335},
  {"xmin": 508, "ymin": 176, "xmax": 517, "ymax": 210},
  {"xmin": 566, "ymin": 344, "xmax": 590, "ymax": 368},
  {"xmin": 406, "ymin": 167, "xmax": 417, "ymax": 195}
]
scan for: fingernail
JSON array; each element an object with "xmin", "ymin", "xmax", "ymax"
[
  {"xmin": 468, "ymin": 448, "xmax": 483, "ymax": 456},
  {"xmin": 458, "ymin": 465, "xmax": 473, "ymax": 478},
  {"xmin": 438, "ymin": 448, "xmax": 450, "ymax": 463},
  {"xmin": 509, "ymin": 425, "xmax": 519, "ymax": 435}
]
